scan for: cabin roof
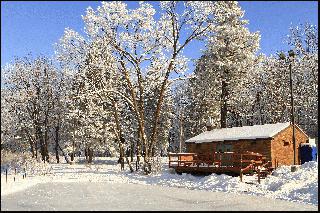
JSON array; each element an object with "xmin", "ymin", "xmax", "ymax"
[{"xmin": 185, "ymin": 122, "xmax": 297, "ymax": 143}]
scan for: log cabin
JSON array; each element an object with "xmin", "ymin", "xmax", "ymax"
[{"xmin": 185, "ymin": 122, "xmax": 309, "ymax": 168}]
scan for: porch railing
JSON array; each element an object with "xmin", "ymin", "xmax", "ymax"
[{"xmin": 168, "ymin": 151, "xmax": 265, "ymax": 169}]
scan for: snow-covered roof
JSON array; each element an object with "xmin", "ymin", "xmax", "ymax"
[
  {"xmin": 185, "ymin": 122, "xmax": 292, "ymax": 143},
  {"xmin": 301, "ymin": 143, "xmax": 317, "ymax": 147}
]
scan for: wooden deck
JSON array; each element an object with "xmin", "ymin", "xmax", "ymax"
[{"xmin": 168, "ymin": 152, "xmax": 273, "ymax": 183}]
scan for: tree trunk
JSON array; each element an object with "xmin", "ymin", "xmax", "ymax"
[
  {"xmin": 58, "ymin": 143, "xmax": 70, "ymax": 163},
  {"xmin": 30, "ymin": 141, "xmax": 35, "ymax": 158},
  {"xmin": 55, "ymin": 125, "xmax": 60, "ymax": 163},
  {"xmin": 88, "ymin": 148, "xmax": 93, "ymax": 163},
  {"xmin": 136, "ymin": 144, "xmax": 141, "ymax": 171},
  {"xmin": 130, "ymin": 141, "xmax": 134, "ymax": 162},
  {"xmin": 125, "ymin": 155, "xmax": 134, "ymax": 173},
  {"xmin": 179, "ymin": 109, "xmax": 184, "ymax": 152},
  {"xmin": 71, "ymin": 131, "xmax": 75, "ymax": 162},
  {"xmin": 36, "ymin": 125, "xmax": 46, "ymax": 162},
  {"xmin": 111, "ymin": 98, "xmax": 127, "ymax": 171},
  {"xmin": 220, "ymin": 79, "xmax": 228, "ymax": 128},
  {"xmin": 24, "ymin": 130, "xmax": 35, "ymax": 158},
  {"xmin": 43, "ymin": 110, "xmax": 50, "ymax": 163},
  {"xmin": 119, "ymin": 140, "xmax": 125, "ymax": 170},
  {"xmin": 34, "ymin": 118, "xmax": 46, "ymax": 163},
  {"xmin": 35, "ymin": 139, "xmax": 38, "ymax": 159},
  {"xmin": 85, "ymin": 148, "xmax": 88, "ymax": 161},
  {"xmin": 151, "ymin": 147, "xmax": 155, "ymax": 157},
  {"xmin": 148, "ymin": 54, "xmax": 178, "ymax": 160},
  {"xmin": 258, "ymin": 93, "xmax": 264, "ymax": 125},
  {"xmin": 119, "ymin": 62, "xmax": 148, "ymax": 164},
  {"xmin": 44, "ymin": 130, "xmax": 49, "ymax": 163}
]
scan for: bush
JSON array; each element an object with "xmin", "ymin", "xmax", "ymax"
[
  {"xmin": 1, "ymin": 150, "xmax": 51, "ymax": 175},
  {"xmin": 142, "ymin": 157, "xmax": 162, "ymax": 174}
]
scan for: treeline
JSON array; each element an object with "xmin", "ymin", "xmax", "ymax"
[{"xmin": 172, "ymin": 22, "xmax": 318, "ymax": 150}]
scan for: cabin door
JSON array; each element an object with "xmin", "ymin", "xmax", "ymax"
[{"xmin": 217, "ymin": 144, "xmax": 233, "ymax": 166}]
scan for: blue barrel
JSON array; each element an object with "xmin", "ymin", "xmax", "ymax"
[
  {"xmin": 300, "ymin": 144, "xmax": 315, "ymax": 164},
  {"xmin": 311, "ymin": 145, "xmax": 317, "ymax": 161}
]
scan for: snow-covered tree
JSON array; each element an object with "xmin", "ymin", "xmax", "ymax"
[
  {"xmin": 56, "ymin": 1, "xmax": 217, "ymax": 170},
  {"xmin": 55, "ymin": 24, "xmax": 122, "ymax": 162},
  {"xmin": 170, "ymin": 80, "xmax": 192, "ymax": 152},
  {"xmin": 247, "ymin": 55, "xmax": 291, "ymax": 125},
  {"xmin": 184, "ymin": 1, "xmax": 260, "ymax": 137},
  {"xmin": 2, "ymin": 56, "xmax": 61, "ymax": 162},
  {"xmin": 247, "ymin": 23, "xmax": 318, "ymax": 137},
  {"xmin": 286, "ymin": 23, "xmax": 318, "ymax": 138},
  {"xmin": 1, "ymin": 88, "xmax": 22, "ymax": 152}
]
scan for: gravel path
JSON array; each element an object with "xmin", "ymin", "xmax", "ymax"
[{"xmin": 1, "ymin": 182, "xmax": 317, "ymax": 211}]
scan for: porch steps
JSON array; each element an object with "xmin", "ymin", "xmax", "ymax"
[{"xmin": 244, "ymin": 169, "xmax": 271, "ymax": 184}]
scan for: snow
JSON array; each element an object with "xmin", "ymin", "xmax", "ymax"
[
  {"xmin": 1, "ymin": 182, "xmax": 317, "ymax": 211},
  {"xmin": 308, "ymin": 138, "xmax": 316, "ymax": 145},
  {"xmin": 1, "ymin": 157, "xmax": 318, "ymax": 206},
  {"xmin": 301, "ymin": 143, "xmax": 316, "ymax": 147},
  {"xmin": 186, "ymin": 122, "xmax": 291, "ymax": 143}
]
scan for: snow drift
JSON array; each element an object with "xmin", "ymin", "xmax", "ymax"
[{"xmin": 1, "ymin": 156, "xmax": 318, "ymax": 206}]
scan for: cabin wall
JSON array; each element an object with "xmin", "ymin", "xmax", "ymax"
[
  {"xmin": 271, "ymin": 125, "xmax": 309, "ymax": 167},
  {"xmin": 186, "ymin": 139, "xmax": 272, "ymax": 162},
  {"xmin": 232, "ymin": 140, "xmax": 271, "ymax": 161},
  {"xmin": 186, "ymin": 142, "xmax": 217, "ymax": 153}
]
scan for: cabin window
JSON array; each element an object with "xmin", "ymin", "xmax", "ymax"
[
  {"xmin": 225, "ymin": 144, "xmax": 233, "ymax": 152},
  {"xmin": 216, "ymin": 143, "xmax": 223, "ymax": 152},
  {"xmin": 251, "ymin": 141, "xmax": 257, "ymax": 145},
  {"xmin": 216, "ymin": 144, "xmax": 233, "ymax": 152},
  {"xmin": 283, "ymin": 141, "xmax": 290, "ymax": 146}
]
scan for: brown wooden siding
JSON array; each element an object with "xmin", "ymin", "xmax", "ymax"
[
  {"xmin": 186, "ymin": 139, "xmax": 272, "ymax": 162},
  {"xmin": 271, "ymin": 125, "xmax": 308, "ymax": 167}
]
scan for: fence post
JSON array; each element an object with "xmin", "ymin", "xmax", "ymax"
[
  {"xmin": 213, "ymin": 152, "xmax": 215, "ymax": 166},
  {"xmin": 240, "ymin": 169, "xmax": 243, "ymax": 182},
  {"xmin": 6, "ymin": 169, "xmax": 8, "ymax": 183},
  {"xmin": 258, "ymin": 169, "xmax": 261, "ymax": 184}
]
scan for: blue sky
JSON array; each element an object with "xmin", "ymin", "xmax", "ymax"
[{"xmin": 1, "ymin": 1, "xmax": 318, "ymax": 70}]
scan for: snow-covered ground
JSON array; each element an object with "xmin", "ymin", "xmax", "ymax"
[
  {"xmin": 1, "ymin": 156, "xmax": 318, "ymax": 207},
  {"xmin": 2, "ymin": 182, "xmax": 317, "ymax": 211}
]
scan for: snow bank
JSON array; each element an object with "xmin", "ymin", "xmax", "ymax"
[
  {"xmin": 1, "ymin": 157, "xmax": 318, "ymax": 206},
  {"xmin": 258, "ymin": 161, "xmax": 318, "ymax": 205},
  {"xmin": 1, "ymin": 151, "xmax": 53, "ymax": 196}
]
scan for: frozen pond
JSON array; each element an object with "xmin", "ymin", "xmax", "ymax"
[{"xmin": 1, "ymin": 182, "xmax": 317, "ymax": 211}]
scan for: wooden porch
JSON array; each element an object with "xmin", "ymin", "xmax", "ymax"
[{"xmin": 168, "ymin": 152, "xmax": 273, "ymax": 183}]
